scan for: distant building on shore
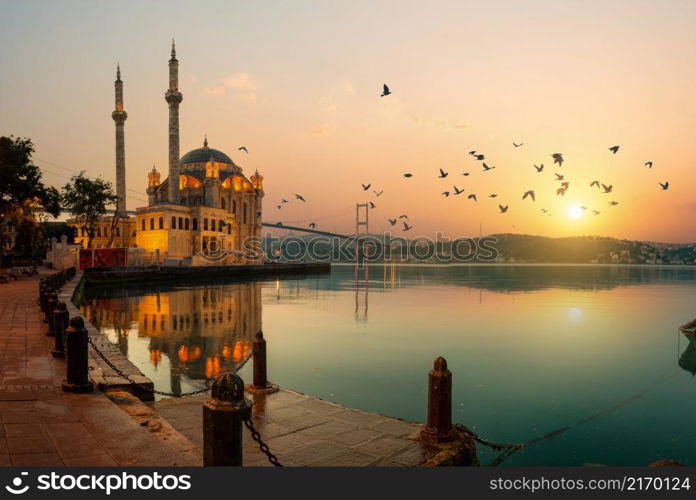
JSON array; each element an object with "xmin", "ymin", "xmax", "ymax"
[{"xmin": 70, "ymin": 42, "xmax": 264, "ymax": 265}]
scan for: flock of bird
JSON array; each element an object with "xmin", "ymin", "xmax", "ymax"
[{"xmin": 263, "ymin": 83, "xmax": 671, "ymax": 233}]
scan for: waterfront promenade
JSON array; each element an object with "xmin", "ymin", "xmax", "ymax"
[
  {"xmin": 1, "ymin": 271, "xmax": 475, "ymax": 467},
  {"xmin": 0, "ymin": 272, "xmax": 198, "ymax": 466}
]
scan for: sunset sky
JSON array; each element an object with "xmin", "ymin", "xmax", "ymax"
[{"xmin": 1, "ymin": 0, "xmax": 695, "ymax": 242}]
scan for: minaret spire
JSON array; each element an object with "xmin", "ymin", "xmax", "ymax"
[
  {"xmin": 165, "ymin": 39, "xmax": 183, "ymax": 204},
  {"xmin": 112, "ymin": 63, "xmax": 128, "ymax": 217}
]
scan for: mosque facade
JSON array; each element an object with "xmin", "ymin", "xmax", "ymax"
[{"xmin": 71, "ymin": 42, "xmax": 265, "ymax": 266}]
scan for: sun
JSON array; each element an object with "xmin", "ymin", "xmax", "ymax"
[{"xmin": 567, "ymin": 205, "xmax": 584, "ymax": 220}]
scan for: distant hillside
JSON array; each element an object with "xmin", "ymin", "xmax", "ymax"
[
  {"xmin": 488, "ymin": 234, "xmax": 696, "ymax": 264},
  {"xmin": 262, "ymin": 232, "xmax": 696, "ymax": 265}
]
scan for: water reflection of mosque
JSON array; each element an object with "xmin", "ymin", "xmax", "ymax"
[
  {"xmin": 679, "ymin": 329, "xmax": 696, "ymax": 376},
  {"xmin": 81, "ymin": 282, "xmax": 262, "ymax": 389}
]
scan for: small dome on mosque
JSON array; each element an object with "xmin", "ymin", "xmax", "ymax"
[{"xmin": 179, "ymin": 136, "xmax": 236, "ymax": 165}]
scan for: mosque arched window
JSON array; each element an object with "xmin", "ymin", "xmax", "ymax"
[
  {"xmin": 204, "ymin": 218, "xmax": 209, "ymax": 231},
  {"xmin": 221, "ymin": 198, "xmax": 226, "ymax": 210},
  {"xmin": 232, "ymin": 199, "xmax": 237, "ymax": 215},
  {"xmin": 178, "ymin": 217, "xmax": 183, "ymax": 230},
  {"xmin": 142, "ymin": 219, "xmax": 146, "ymax": 231},
  {"xmin": 171, "ymin": 216, "xmax": 176, "ymax": 229},
  {"xmin": 149, "ymin": 218, "xmax": 154, "ymax": 230},
  {"xmin": 158, "ymin": 217, "xmax": 164, "ymax": 230},
  {"xmin": 192, "ymin": 218, "xmax": 198, "ymax": 231},
  {"xmin": 185, "ymin": 218, "xmax": 190, "ymax": 230},
  {"xmin": 219, "ymin": 220, "xmax": 224, "ymax": 232}
]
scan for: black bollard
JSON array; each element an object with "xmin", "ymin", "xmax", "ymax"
[
  {"xmin": 203, "ymin": 373, "xmax": 252, "ymax": 466},
  {"xmin": 39, "ymin": 283, "xmax": 46, "ymax": 310},
  {"xmin": 245, "ymin": 331, "xmax": 279, "ymax": 394},
  {"xmin": 419, "ymin": 356, "xmax": 456, "ymax": 444},
  {"xmin": 52, "ymin": 302, "xmax": 69, "ymax": 358},
  {"xmin": 46, "ymin": 292, "xmax": 58, "ymax": 336},
  {"xmin": 62, "ymin": 316, "xmax": 93, "ymax": 393}
]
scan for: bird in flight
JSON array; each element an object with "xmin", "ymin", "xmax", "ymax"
[
  {"xmin": 402, "ymin": 221, "xmax": 413, "ymax": 232},
  {"xmin": 554, "ymin": 173, "xmax": 564, "ymax": 181},
  {"xmin": 468, "ymin": 194, "xmax": 477, "ymax": 202},
  {"xmin": 489, "ymin": 194, "xmax": 498, "ymax": 198},
  {"xmin": 498, "ymin": 204, "xmax": 509, "ymax": 213},
  {"xmin": 309, "ymin": 223, "xmax": 316, "ymax": 229},
  {"xmin": 522, "ymin": 190, "xmax": 535, "ymax": 202},
  {"xmin": 462, "ymin": 172, "xmax": 470, "ymax": 176},
  {"xmin": 560, "ymin": 181, "xmax": 570, "ymax": 190},
  {"xmin": 609, "ymin": 145, "xmax": 620, "ymax": 154},
  {"xmin": 552, "ymin": 153, "xmax": 564, "ymax": 166},
  {"xmin": 556, "ymin": 187, "xmax": 567, "ymax": 196},
  {"xmin": 609, "ymin": 201, "xmax": 619, "ymax": 206},
  {"xmin": 442, "ymin": 191, "xmax": 450, "ymax": 197},
  {"xmin": 403, "ymin": 173, "xmax": 413, "ymax": 178},
  {"xmin": 474, "ymin": 154, "xmax": 485, "ymax": 161},
  {"xmin": 453, "ymin": 186, "xmax": 464, "ymax": 195},
  {"xmin": 295, "ymin": 194, "xmax": 306, "ymax": 202},
  {"xmin": 592, "ymin": 210, "xmax": 601, "ymax": 215},
  {"xmin": 534, "ymin": 164, "xmax": 544, "ymax": 172},
  {"xmin": 388, "ymin": 218, "xmax": 397, "ymax": 226},
  {"xmin": 276, "ymin": 205, "xmax": 281, "ymax": 210},
  {"xmin": 381, "ymin": 84, "xmax": 391, "ymax": 97},
  {"xmin": 601, "ymin": 184, "xmax": 613, "ymax": 193},
  {"xmin": 580, "ymin": 205, "xmax": 588, "ymax": 211},
  {"xmin": 482, "ymin": 162, "xmax": 495, "ymax": 171},
  {"xmin": 438, "ymin": 168, "xmax": 448, "ymax": 178},
  {"xmin": 238, "ymin": 146, "xmax": 248, "ymax": 153},
  {"xmin": 362, "ymin": 183, "xmax": 371, "ymax": 191},
  {"xmin": 468, "ymin": 150, "xmax": 477, "ymax": 155},
  {"xmin": 590, "ymin": 180, "xmax": 600, "ymax": 189},
  {"xmin": 540, "ymin": 208, "xmax": 549, "ymax": 214},
  {"xmin": 645, "ymin": 161, "xmax": 653, "ymax": 168},
  {"xmin": 513, "ymin": 142, "xmax": 523, "ymax": 148},
  {"xmin": 374, "ymin": 189, "xmax": 383, "ymax": 197},
  {"xmin": 399, "ymin": 214, "xmax": 409, "ymax": 219},
  {"xmin": 368, "ymin": 201, "xmax": 376, "ymax": 209},
  {"xmin": 659, "ymin": 181, "xmax": 669, "ymax": 190},
  {"xmin": 281, "ymin": 198, "xmax": 289, "ymax": 204}
]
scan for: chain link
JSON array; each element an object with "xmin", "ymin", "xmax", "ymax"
[
  {"xmin": 453, "ymin": 424, "xmax": 525, "ymax": 451},
  {"xmin": 87, "ymin": 336, "xmax": 253, "ymax": 398},
  {"xmin": 244, "ymin": 417, "xmax": 283, "ymax": 467}
]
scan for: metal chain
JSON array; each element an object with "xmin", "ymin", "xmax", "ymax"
[
  {"xmin": 87, "ymin": 336, "xmax": 253, "ymax": 398},
  {"xmin": 453, "ymin": 424, "xmax": 525, "ymax": 451},
  {"xmin": 243, "ymin": 417, "xmax": 283, "ymax": 467}
]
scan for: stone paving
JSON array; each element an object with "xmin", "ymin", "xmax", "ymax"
[
  {"xmin": 0, "ymin": 272, "xmax": 197, "ymax": 466},
  {"xmin": 153, "ymin": 389, "xmax": 443, "ymax": 466}
]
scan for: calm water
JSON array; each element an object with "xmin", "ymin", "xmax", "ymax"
[{"xmin": 79, "ymin": 264, "xmax": 696, "ymax": 466}]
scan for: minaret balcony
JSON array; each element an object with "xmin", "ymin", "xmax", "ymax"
[
  {"xmin": 112, "ymin": 110, "xmax": 128, "ymax": 124},
  {"xmin": 165, "ymin": 90, "xmax": 183, "ymax": 104}
]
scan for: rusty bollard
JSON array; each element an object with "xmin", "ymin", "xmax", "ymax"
[
  {"xmin": 62, "ymin": 317, "xmax": 93, "ymax": 393},
  {"xmin": 203, "ymin": 373, "xmax": 252, "ymax": 466},
  {"xmin": 420, "ymin": 356, "xmax": 456, "ymax": 444},
  {"xmin": 52, "ymin": 302, "xmax": 69, "ymax": 358},
  {"xmin": 245, "ymin": 331, "xmax": 279, "ymax": 394},
  {"xmin": 46, "ymin": 292, "xmax": 58, "ymax": 336}
]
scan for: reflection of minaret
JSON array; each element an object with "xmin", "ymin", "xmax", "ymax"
[
  {"xmin": 112, "ymin": 64, "xmax": 127, "ymax": 216},
  {"xmin": 165, "ymin": 40, "xmax": 183, "ymax": 204}
]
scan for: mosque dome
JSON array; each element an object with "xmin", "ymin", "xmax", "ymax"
[{"xmin": 179, "ymin": 137, "xmax": 236, "ymax": 166}]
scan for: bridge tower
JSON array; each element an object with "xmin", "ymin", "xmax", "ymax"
[{"xmin": 354, "ymin": 203, "xmax": 369, "ymax": 322}]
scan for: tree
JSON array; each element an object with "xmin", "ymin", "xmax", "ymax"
[
  {"xmin": 0, "ymin": 136, "xmax": 61, "ymax": 263},
  {"xmin": 61, "ymin": 172, "xmax": 118, "ymax": 249}
]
